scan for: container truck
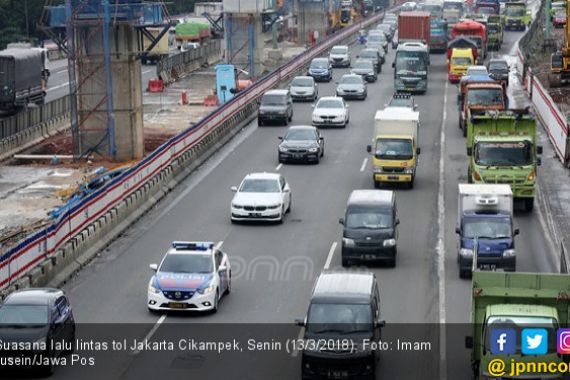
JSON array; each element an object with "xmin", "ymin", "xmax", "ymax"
[
  {"xmin": 398, "ymin": 11, "xmax": 431, "ymax": 47},
  {"xmin": 430, "ymin": 18, "xmax": 448, "ymax": 53},
  {"xmin": 456, "ymin": 184, "xmax": 517, "ymax": 279},
  {"xmin": 366, "ymin": 107, "xmax": 421, "ymax": 188},
  {"xmin": 451, "ymin": 20, "xmax": 487, "ymax": 63},
  {"xmin": 466, "ymin": 271, "xmax": 570, "ymax": 379},
  {"xmin": 0, "ymin": 48, "xmax": 50, "ymax": 111},
  {"xmin": 466, "ymin": 110, "xmax": 542, "ymax": 212}
]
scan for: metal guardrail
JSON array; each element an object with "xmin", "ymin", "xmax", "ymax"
[
  {"xmin": 0, "ymin": 96, "xmax": 70, "ymax": 140},
  {"xmin": 561, "ymin": 239, "xmax": 568, "ymax": 274},
  {"xmin": 157, "ymin": 40, "xmax": 221, "ymax": 84}
]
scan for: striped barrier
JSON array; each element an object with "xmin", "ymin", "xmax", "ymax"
[{"xmin": 0, "ymin": 11, "xmax": 387, "ymax": 291}]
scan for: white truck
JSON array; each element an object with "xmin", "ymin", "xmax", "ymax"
[
  {"xmin": 366, "ymin": 107, "xmax": 420, "ymax": 189},
  {"xmin": 456, "ymin": 184, "xmax": 518, "ymax": 278}
]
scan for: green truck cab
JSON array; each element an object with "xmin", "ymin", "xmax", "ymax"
[
  {"xmin": 486, "ymin": 15, "xmax": 503, "ymax": 50},
  {"xmin": 503, "ymin": 2, "xmax": 531, "ymax": 30},
  {"xmin": 466, "ymin": 271, "xmax": 570, "ymax": 379},
  {"xmin": 466, "ymin": 110, "xmax": 542, "ymax": 212}
]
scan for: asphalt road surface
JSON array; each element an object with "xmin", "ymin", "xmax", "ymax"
[{"xmin": 35, "ymin": 27, "xmax": 557, "ymax": 380}]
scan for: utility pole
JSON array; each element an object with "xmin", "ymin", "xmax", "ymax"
[
  {"xmin": 24, "ymin": 0, "xmax": 30, "ymax": 40},
  {"xmin": 272, "ymin": 0, "xmax": 278, "ymax": 49}
]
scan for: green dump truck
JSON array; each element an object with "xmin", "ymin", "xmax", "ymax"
[
  {"xmin": 503, "ymin": 2, "xmax": 531, "ymax": 31},
  {"xmin": 466, "ymin": 110, "xmax": 542, "ymax": 212},
  {"xmin": 466, "ymin": 271, "xmax": 570, "ymax": 379},
  {"xmin": 486, "ymin": 15, "xmax": 503, "ymax": 51}
]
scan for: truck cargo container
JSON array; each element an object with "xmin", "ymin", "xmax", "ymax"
[
  {"xmin": 0, "ymin": 48, "xmax": 49, "ymax": 111},
  {"xmin": 398, "ymin": 11, "xmax": 431, "ymax": 47},
  {"xmin": 451, "ymin": 20, "xmax": 487, "ymax": 63}
]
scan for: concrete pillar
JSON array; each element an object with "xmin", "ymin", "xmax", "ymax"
[
  {"xmin": 298, "ymin": 1, "xmax": 328, "ymax": 46},
  {"xmin": 77, "ymin": 24, "xmax": 144, "ymax": 161},
  {"xmin": 224, "ymin": 13, "xmax": 265, "ymax": 79}
]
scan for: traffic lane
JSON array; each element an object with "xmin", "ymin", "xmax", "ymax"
[
  {"xmin": 59, "ymin": 42, "xmax": 386, "ymax": 323},
  {"xmin": 44, "ymin": 64, "xmax": 157, "ymax": 102}
]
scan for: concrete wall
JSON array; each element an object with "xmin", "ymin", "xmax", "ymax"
[{"xmin": 298, "ymin": 2, "xmax": 328, "ymax": 45}]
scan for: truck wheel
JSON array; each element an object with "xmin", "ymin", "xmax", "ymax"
[
  {"xmin": 374, "ymin": 180, "xmax": 381, "ymax": 189},
  {"xmin": 467, "ymin": 168, "xmax": 473, "ymax": 184},
  {"xmin": 524, "ymin": 198, "xmax": 534, "ymax": 212},
  {"xmin": 342, "ymin": 257, "xmax": 350, "ymax": 267},
  {"xmin": 462, "ymin": 121, "xmax": 467, "ymax": 137},
  {"xmin": 408, "ymin": 177, "xmax": 415, "ymax": 189},
  {"xmin": 459, "ymin": 269, "xmax": 470, "ymax": 279}
]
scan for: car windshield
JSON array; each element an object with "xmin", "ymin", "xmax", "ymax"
[
  {"xmin": 239, "ymin": 178, "xmax": 280, "ymax": 193},
  {"xmin": 489, "ymin": 61, "xmax": 508, "ymax": 71},
  {"xmin": 0, "ymin": 305, "xmax": 48, "ymax": 325},
  {"xmin": 478, "ymin": 7, "xmax": 494, "ymax": 14},
  {"xmin": 462, "ymin": 216, "xmax": 512, "ymax": 238},
  {"xmin": 484, "ymin": 316, "xmax": 557, "ymax": 353},
  {"xmin": 159, "ymin": 254, "xmax": 213, "ymax": 274},
  {"xmin": 310, "ymin": 60, "xmax": 328, "ymax": 69},
  {"xmin": 353, "ymin": 61, "xmax": 372, "ymax": 70},
  {"xmin": 341, "ymin": 76, "xmax": 363, "ymax": 84},
  {"xmin": 452, "ymin": 57, "xmax": 473, "ymax": 65},
  {"xmin": 306, "ymin": 303, "xmax": 372, "ymax": 333},
  {"xmin": 396, "ymin": 51, "xmax": 428, "ymax": 72},
  {"xmin": 261, "ymin": 94, "xmax": 286, "ymax": 106},
  {"xmin": 291, "ymin": 77, "xmax": 313, "ymax": 87},
  {"xmin": 285, "ymin": 129, "xmax": 316, "ymax": 141},
  {"xmin": 505, "ymin": 7, "xmax": 525, "ymax": 16},
  {"xmin": 389, "ymin": 97, "xmax": 413, "ymax": 107},
  {"xmin": 346, "ymin": 209, "xmax": 393, "ymax": 229},
  {"xmin": 331, "ymin": 47, "xmax": 348, "ymax": 54},
  {"xmin": 475, "ymin": 141, "xmax": 532, "ymax": 166},
  {"xmin": 360, "ymin": 51, "xmax": 376, "ymax": 59},
  {"xmin": 317, "ymin": 99, "xmax": 343, "ymax": 109},
  {"xmin": 375, "ymin": 138, "xmax": 413, "ymax": 160},
  {"xmin": 555, "ymin": 11, "xmax": 566, "ymax": 17},
  {"xmin": 467, "ymin": 88, "xmax": 503, "ymax": 106}
]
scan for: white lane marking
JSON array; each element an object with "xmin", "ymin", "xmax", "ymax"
[
  {"xmin": 275, "ymin": 163, "xmax": 283, "ymax": 171},
  {"xmin": 132, "ymin": 314, "xmax": 166, "ymax": 355},
  {"xmin": 142, "ymin": 69, "xmax": 152, "ymax": 75},
  {"xmin": 437, "ymin": 78, "xmax": 449, "ymax": 380},
  {"xmin": 360, "ymin": 157, "xmax": 368, "ymax": 172},
  {"xmin": 324, "ymin": 242, "xmax": 337, "ymax": 270},
  {"xmin": 47, "ymin": 82, "xmax": 69, "ymax": 93}
]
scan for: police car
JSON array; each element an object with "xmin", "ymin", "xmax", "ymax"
[{"xmin": 147, "ymin": 241, "xmax": 231, "ymax": 313}]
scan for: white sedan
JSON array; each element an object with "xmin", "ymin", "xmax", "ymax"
[
  {"xmin": 312, "ymin": 96, "xmax": 350, "ymax": 128},
  {"xmin": 230, "ymin": 172, "xmax": 292, "ymax": 223}
]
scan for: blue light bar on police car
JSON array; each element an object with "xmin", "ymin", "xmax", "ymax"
[{"xmin": 171, "ymin": 241, "xmax": 214, "ymax": 250}]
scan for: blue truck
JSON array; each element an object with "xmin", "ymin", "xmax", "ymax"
[{"xmin": 456, "ymin": 184, "xmax": 518, "ymax": 279}]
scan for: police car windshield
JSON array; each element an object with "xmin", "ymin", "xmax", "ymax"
[
  {"xmin": 160, "ymin": 254, "xmax": 213, "ymax": 274},
  {"xmin": 0, "ymin": 305, "xmax": 48, "ymax": 325},
  {"xmin": 307, "ymin": 304, "xmax": 373, "ymax": 333},
  {"xmin": 239, "ymin": 179, "xmax": 280, "ymax": 193}
]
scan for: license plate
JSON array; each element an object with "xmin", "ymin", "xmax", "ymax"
[
  {"xmin": 387, "ymin": 175, "xmax": 399, "ymax": 180},
  {"xmin": 329, "ymin": 371, "xmax": 348, "ymax": 379},
  {"xmin": 363, "ymin": 254, "xmax": 376, "ymax": 260},
  {"xmin": 405, "ymin": 88, "xmax": 415, "ymax": 91},
  {"xmin": 293, "ymin": 154, "xmax": 303, "ymax": 158},
  {"xmin": 250, "ymin": 212, "xmax": 261, "ymax": 217},
  {"xmin": 168, "ymin": 302, "xmax": 187, "ymax": 309},
  {"xmin": 480, "ymin": 264, "xmax": 497, "ymax": 270}
]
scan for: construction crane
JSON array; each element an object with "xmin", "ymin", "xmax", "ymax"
[{"xmin": 549, "ymin": 0, "xmax": 570, "ymax": 87}]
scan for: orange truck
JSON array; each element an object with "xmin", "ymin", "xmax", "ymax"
[
  {"xmin": 451, "ymin": 20, "xmax": 486, "ymax": 63},
  {"xmin": 457, "ymin": 78, "xmax": 507, "ymax": 137}
]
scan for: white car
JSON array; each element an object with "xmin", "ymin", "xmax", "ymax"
[
  {"xmin": 466, "ymin": 65, "xmax": 489, "ymax": 77},
  {"xmin": 312, "ymin": 96, "xmax": 350, "ymax": 128},
  {"xmin": 329, "ymin": 45, "xmax": 351, "ymax": 68},
  {"xmin": 230, "ymin": 172, "xmax": 292, "ymax": 223},
  {"xmin": 289, "ymin": 76, "xmax": 318, "ymax": 102},
  {"xmin": 147, "ymin": 241, "xmax": 231, "ymax": 313}
]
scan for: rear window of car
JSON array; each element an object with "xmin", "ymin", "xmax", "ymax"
[{"xmin": 261, "ymin": 94, "xmax": 286, "ymax": 105}]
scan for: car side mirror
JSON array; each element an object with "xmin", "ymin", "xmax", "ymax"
[
  {"xmin": 395, "ymin": 218, "xmax": 400, "ymax": 225},
  {"xmin": 311, "ymin": 104, "xmax": 315, "ymax": 108},
  {"xmin": 231, "ymin": 186, "xmax": 238, "ymax": 192},
  {"xmin": 219, "ymin": 264, "xmax": 228, "ymax": 271},
  {"xmin": 467, "ymin": 147, "xmax": 473, "ymax": 156},
  {"xmin": 339, "ymin": 218, "xmax": 345, "ymax": 225},
  {"xmin": 392, "ymin": 62, "xmax": 395, "ymax": 68},
  {"xmin": 283, "ymin": 188, "xmax": 290, "ymax": 193},
  {"xmin": 319, "ymin": 137, "xmax": 324, "ymax": 140},
  {"xmin": 416, "ymin": 147, "xmax": 421, "ymax": 155},
  {"xmin": 367, "ymin": 145, "xmax": 372, "ymax": 153},
  {"xmin": 537, "ymin": 145, "xmax": 543, "ymax": 154},
  {"xmin": 465, "ymin": 336, "xmax": 474, "ymax": 349},
  {"xmin": 149, "ymin": 263, "xmax": 158, "ymax": 271},
  {"xmin": 375, "ymin": 319, "xmax": 386, "ymax": 328},
  {"xmin": 278, "ymin": 136, "xmax": 283, "ymax": 140},
  {"xmin": 514, "ymin": 228, "xmax": 520, "ymax": 236},
  {"xmin": 455, "ymin": 227, "xmax": 461, "ymax": 234},
  {"xmin": 413, "ymin": 104, "xmax": 418, "ymax": 110},
  {"xmin": 294, "ymin": 318, "xmax": 306, "ymax": 327}
]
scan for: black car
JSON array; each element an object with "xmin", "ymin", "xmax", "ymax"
[
  {"xmin": 487, "ymin": 58, "xmax": 510, "ymax": 86},
  {"xmin": 278, "ymin": 126, "xmax": 324, "ymax": 164},
  {"xmin": 0, "ymin": 288, "xmax": 75, "ymax": 375},
  {"xmin": 351, "ymin": 59, "xmax": 378, "ymax": 82},
  {"xmin": 357, "ymin": 48, "xmax": 383, "ymax": 73},
  {"xmin": 258, "ymin": 89, "xmax": 294, "ymax": 126}
]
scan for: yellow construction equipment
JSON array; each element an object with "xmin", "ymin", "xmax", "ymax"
[{"xmin": 549, "ymin": 0, "xmax": 570, "ymax": 87}]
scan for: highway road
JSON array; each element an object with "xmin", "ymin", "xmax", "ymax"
[
  {"xmin": 44, "ymin": 62, "xmax": 159, "ymax": 103},
  {"xmin": 41, "ymin": 27, "xmax": 558, "ymax": 379}
]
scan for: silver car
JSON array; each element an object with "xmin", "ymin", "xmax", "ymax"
[
  {"xmin": 289, "ymin": 76, "xmax": 318, "ymax": 102},
  {"xmin": 329, "ymin": 45, "xmax": 351, "ymax": 68},
  {"xmin": 336, "ymin": 74, "xmax": 367, "ymax": 100}
]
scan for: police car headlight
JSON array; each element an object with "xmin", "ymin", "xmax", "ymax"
[
  {"xmin": 460, "ymin": 248, "xmax": 474, "ymax": 257},
  {"xmin": 343, "ymin": 238, "xmax": 355, "ymax": 247},
  {"xmin": 383, "ymin": 239, "xmax": 396, "ymax": 247},
  {"xmin": 502, "ymin": 249, "xmax": 516, "ymax": 258},
  {"xmin": 198, "ymin": 284, "xmax": 216, "ymax": 295},
  {"xmin": 148, "ymin": 284, "xmax": 161, "ymax": 294}
]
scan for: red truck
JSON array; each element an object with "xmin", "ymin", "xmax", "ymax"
[
  {"xmin": 451, "ymin": 20, "xmax": 487, "ymax": 63},
  {"xmin": 398, "ymin": 11, "xmax": 431, "ymax": 48}
]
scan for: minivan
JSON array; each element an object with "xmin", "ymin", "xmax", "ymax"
[
  {"xmin": 339, "ymin": 190, "xmax": 399, "ymax": 267},
  {"xmin": 257, "ymin": 89, "xmax": 293, "ymax": 126},
  {"xmin": 295, "ymin": 271, "xmax": 384, "ymax": 380}
]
